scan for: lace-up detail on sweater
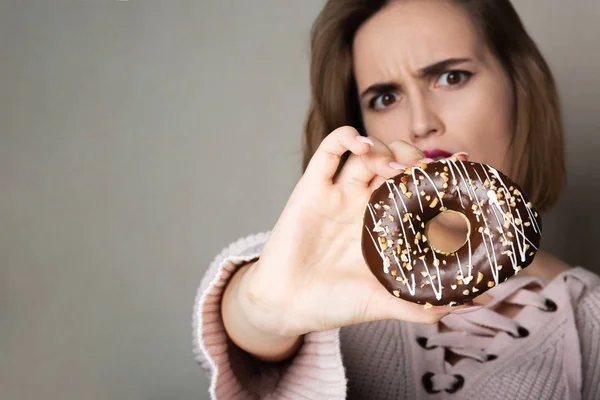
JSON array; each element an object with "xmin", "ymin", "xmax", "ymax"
[{"xmin": 420, "ymin": 276, "xmax": 555, "ymax": 394}]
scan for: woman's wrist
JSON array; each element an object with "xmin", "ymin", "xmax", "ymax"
[{"xmin": 222, "ymin": 261, "xmax": 303, "ymax": 362}]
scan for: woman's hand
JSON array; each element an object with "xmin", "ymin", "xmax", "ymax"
[{"xmin": 237, "ymin": 126, "xmax": 469, "ymax": 341}]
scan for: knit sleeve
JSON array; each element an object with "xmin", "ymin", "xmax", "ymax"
[
  {"xmin": 192, "ymin": 232, "xmax": 347, "ymax": 399},
  {"xmin": 575, "ymin": 283, "xmax": 600, "ymax": 400}
]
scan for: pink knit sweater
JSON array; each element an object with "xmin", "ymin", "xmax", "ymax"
[{"xmin": 193, "ymin": 232, "xmax": 600, "ymax": 399}]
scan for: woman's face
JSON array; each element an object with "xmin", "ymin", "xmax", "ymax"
[{"xmin": 353, "ymin": 0, "xmax": 515, "ymax": 175}]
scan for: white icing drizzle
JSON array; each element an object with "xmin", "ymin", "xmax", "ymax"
[
  {"xmin": 489, "ymin": 167, "xmax": 541, "ymax": 234},
  {"xmin": 441, "ymin": 159, "xmax": 467, "ymax": 208},
  {"xmin": 412, "ymin": 166, "xmax": 446, "ymax": 210},
  {"xmin": 421, "ymin": 258, "xmax": 443, "ymax": 301},
  {"xmin": 366, "ymin": 193, "xmax": 417, "ymax": 295}
]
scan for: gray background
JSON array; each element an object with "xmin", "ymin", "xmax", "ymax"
[{"xmin": 1, "ymin": 0, "xmax": 598, "ymax": 399}]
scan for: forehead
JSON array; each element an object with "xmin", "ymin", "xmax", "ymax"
[{"xmin": 352, "ymin": 1, "xmax": 485, "ymax": 85}]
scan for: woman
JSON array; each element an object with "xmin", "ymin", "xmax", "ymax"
[{"xmin": 193, "ymin": 1, "xmax": 600, "ymax": 398}]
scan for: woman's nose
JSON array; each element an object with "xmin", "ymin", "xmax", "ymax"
[{"xmin": 409, "ymin": 92, "xmax": 444, "ymax": 141}]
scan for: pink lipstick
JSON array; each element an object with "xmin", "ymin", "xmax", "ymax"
[{"xmin": 423, "ymin": 149, "xmax": 453, "ymax": 160}]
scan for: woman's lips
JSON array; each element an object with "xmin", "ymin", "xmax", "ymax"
[{"xmin": 423, "ymin": 149, "xmax": 453, "ymax": 160}]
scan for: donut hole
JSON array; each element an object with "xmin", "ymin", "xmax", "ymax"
[{"xmin": 425, "ymin": 211, "xmax": 471, "ymax": 254}]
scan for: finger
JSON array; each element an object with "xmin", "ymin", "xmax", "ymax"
[
  {"xmin": 304, "ymin": 126, "xmax": 373, "ymax": 186},
  {"xmin": 357, "ymin": 278, "xmax": 482, "ymax": 325},
  {"xmin": 387, "ymin": 140, "xmax": 426, "ymax": 166},
  {"xmin": 366, "ymin": 141, "xmax": 424, "ymax": 191},
  {"xmin": 335, "ymin": 136, "xmax": 405, "ymax": 188},
  {"xmin": 453, "ymin": 152, "xmax": 469, "ymax": 161},
  {"xmin": 362, "ymin": 288, "xmax": 451, "ymax": 325},
  {"xmin": 368, "ymin": 149, "xmax": 470, "ymax": 192}
]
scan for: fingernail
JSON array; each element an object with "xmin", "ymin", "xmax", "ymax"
[
  {"xmin": 454, "ymin": 152, "xmax": 469, "ymax": 159},
  {"xmin": 449, "ymin": 305, "xmax": 484, "ymax": 314},
  {"xmin": 355, "ymin": 136, "xmax": 374, "ymax": 146},
  {"xmin": 417, "ymin": 157, "xmax": 434, "ymax": 164},
  {"xmin": 389, "ymin": 162, "xmax": 407, "ymax": 170}
]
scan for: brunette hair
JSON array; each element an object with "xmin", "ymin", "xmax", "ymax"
[{"xmin": 302, "ymin": 0, "xmax": 564, "ymax": 212}]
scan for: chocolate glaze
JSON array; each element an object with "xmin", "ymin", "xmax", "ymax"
[{"xmin": 361, "ymin": 159, "xmax": 542, "ymax": 306}]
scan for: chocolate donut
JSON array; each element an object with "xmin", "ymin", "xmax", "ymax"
[{"xmin": 361, "ymin": 159, "xmax": 542, "ymax": 307}]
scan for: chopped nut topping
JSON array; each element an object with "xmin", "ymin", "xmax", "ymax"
[
  {"xmin": 487, "ymin": 281, "xmax": 495, "ymax": 287},
  {"xmin": 379, "ymin": 237, "xmax": 388, "ymax": 250},
  {"xmin": 477, "ymin": 272, "xmax": 484, "ymax": 284},
  {"xmin": 393, "ymin": 290, "xmax": 400, "ymax": 297}
]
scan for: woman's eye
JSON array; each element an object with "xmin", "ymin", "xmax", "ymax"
[
  {"xmin": 370, "ymin": 93, "xmax": 399, "ymax": 110},
  {"xmin": 437, "ymin": 70, "xmax": 472, "ymax": 87}
]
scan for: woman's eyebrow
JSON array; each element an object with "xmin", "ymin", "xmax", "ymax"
[{"xmin": 418, "ymin": 57, "xmax": 472, "ymax": 77}]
